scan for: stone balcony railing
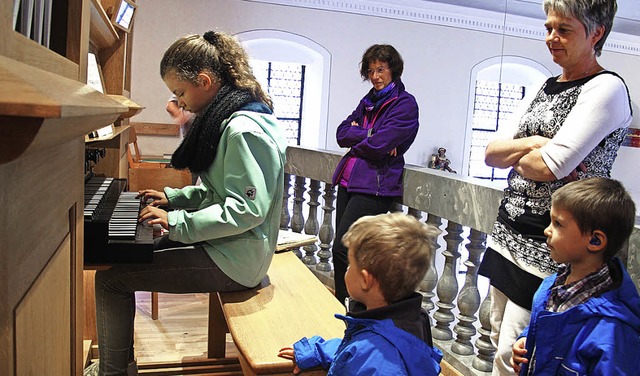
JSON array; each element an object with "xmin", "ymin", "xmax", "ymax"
[{"xmin": 280, "ymin": 145, "xmax": 640, "ymax": 376}]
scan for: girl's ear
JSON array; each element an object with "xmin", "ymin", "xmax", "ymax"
[{"xmin": 197, "ymin": 72, "xmax": 213, "ymax": 89}]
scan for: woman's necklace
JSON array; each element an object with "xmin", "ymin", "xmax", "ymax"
[{"xmin": 558, "ymin": 62, "xmax": 601, "ymax": 82}]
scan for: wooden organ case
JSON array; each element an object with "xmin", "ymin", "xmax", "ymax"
[{"xmin": 0, "ymin": 0, "xmax": 134, "ymax": 374}]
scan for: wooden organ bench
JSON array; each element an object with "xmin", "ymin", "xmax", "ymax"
[
  {"xmin": 138, "ymin": 232, "xmax": 346, "ymax": 375},
  {"xmin": 207, "ymin": 249, "xmax": 346, "ymax": 376}
]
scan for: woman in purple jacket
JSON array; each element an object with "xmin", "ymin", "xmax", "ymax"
[{"xmin": 331, "ymin": 44, "xmax": 419, "ymax": 305}]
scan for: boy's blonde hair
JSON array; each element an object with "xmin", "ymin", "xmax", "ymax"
[
  {"xmin": 342, "ymin": 212, "xmax": 441, "ymax": 303},
  {"xmin": 552, "ymin": 177, "xmax": 636, "ymax": 260}
]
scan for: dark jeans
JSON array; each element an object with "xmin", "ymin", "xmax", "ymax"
[
  {"xmin": 94, "ymin": 236, "xmax": 247, "ymax": 376},
  {"xmin": 332, "ymin": 186, "xmax": 396, "ymax": 305}
]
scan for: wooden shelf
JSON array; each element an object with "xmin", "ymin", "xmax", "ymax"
[
  {"xmin": 0, "ymin": 56, "xmax": 128, "ymax": 163},
  {"xmin": 108, "ymin": 94, "xmax": 144, "ymax": 120},
  {"xmin": 85, "ymin": 124, "xmax": 130, "ymax": 143},
  {"xmin": 90, "ymin": 0, "xmax": 119, "ymax": 50},
  {"xmin": 0, "ymin": 56, "xmax": 126, "ymax": 119}
]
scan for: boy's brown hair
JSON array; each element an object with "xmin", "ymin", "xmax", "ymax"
[
  {"xmin": 342, "ymin": 212, "xmax": 441, "ymax": 303},
  {"xmin": 552, "ymin": 177, "xmax": 636, "ymax": 261}
]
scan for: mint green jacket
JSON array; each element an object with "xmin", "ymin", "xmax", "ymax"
[{"xmin": 164, "ymin": 111, "xmax": 287, "ymax": 287}]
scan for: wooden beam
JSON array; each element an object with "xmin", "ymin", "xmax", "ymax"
[{"xmin": 131, "ymin": 122, "xmax": 180, "ymax": 136}]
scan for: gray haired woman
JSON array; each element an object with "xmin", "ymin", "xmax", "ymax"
[{"xmin": 478, "ymin": 1, "xmax": 632, "ymax": 374}]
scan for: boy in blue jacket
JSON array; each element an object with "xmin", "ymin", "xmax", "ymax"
[
  {"xmin": 510, "ymin": 177, "xmax": 640, "ymax": 375},
  {"xmin": 278, "ymin": 212, "xmax": 442, "ymax": 375}
]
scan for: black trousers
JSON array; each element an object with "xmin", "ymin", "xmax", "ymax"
[{"xmin": 332, "ymin": 186, "xmax": 396, "ymax": 305}]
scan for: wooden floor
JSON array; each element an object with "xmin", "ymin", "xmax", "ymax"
[{"xmin": 133, "ymin": 292, "xmax": 237, "ymax": 364}]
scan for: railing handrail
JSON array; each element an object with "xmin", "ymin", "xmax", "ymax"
[
  {"xmin": 285, "ymin": 145, "xmax": 504, "ymax": 233},
  {"xmin": 284, "ymin": 145, "xmax": 640, "ymax": 288}
]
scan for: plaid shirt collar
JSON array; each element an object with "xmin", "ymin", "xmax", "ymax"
[{"xmin": 546, "ymin": 261, "xmax": 613, "ymax": 313}]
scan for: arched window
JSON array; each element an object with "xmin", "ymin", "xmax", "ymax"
[
  {"xmin": 238, "ymin": 30, "xmax": 331, "ymax": 148},
  {"xmin": 251, "ymin": 61, "xmax": 306, "ymax": 145},
  {"xmin": 463, "ymin": 56, "xmax": 551, "ymax": 182}
]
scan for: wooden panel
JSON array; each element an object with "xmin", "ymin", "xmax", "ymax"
[
  {"xmin": 16, "ymin": 234, "xmax": 72, "ymax": 376},
  {"xmin": 72, "ymin": 203, "xmax": 83, "ymax": 375},
  {"xmin": 0, "ymin": 2, "xmax": 9, "ymax": 54},
  {"xmin": 128, "ymin": 168, "xmax": 192, "ymax": 192},
  {"xmin": 124, "ymin": 17, "xmax": 134, "ymax": 93},
  {"xmin": 100, "ymin": 31, "xmax": 127, "ymax": 95},
  {"xmin": 89, "ymin": 0, "xmax": 119, "ymax": 50},
  {"xmin": 131, "ymin": 122, "xmax": 181, "ymax": 136},
  {"xmin": 0, "ymin": 134, "xmax": 84, "ymax": 376},
  {"xmin": 0, "ymin": 138, "xmax": 83, "ymax": 306},
  {"xmin": 3, "ymin": 31, "xmax": 78, "ymax": 80},
  {"xmin": 89, "ymin": 127, "xmax": 131, "ymax": 178},
  {"xmin": 68, "ymin": 0, "xmax": 91, "ymax": 82},
  {"xmin": 83, "ymin": 271, "xmax": 98, "ymax": 343},
  {"xmin": 100, "ymin": 0, "xmax": 123, "ymax": 18},
  {"xmin": 118, "ymin": 145, "xmax": 131, "ymax": 179}
]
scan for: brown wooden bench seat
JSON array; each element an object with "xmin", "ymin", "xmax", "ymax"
[{"xmin": 208, "ymin": 250, "xmax": 347, "ymax": 376}]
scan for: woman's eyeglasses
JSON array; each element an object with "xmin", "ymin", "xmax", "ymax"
[{"xmin": 366, "ymin": 66, "xmax": 389, "ymax": 76}]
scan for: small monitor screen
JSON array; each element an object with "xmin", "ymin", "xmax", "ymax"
[{"xmin": 113, "ymin": 0, "xmax": 136, "ymax": 32}]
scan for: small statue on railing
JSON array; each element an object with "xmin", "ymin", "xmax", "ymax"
[{"xmin": 428, "ymin": 147, "xmax": 456, "ymax": 173}]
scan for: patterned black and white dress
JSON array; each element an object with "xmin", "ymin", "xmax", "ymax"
[{"xmin": 478, "ymin": 71, "xmax": 632, "ymax": 309}]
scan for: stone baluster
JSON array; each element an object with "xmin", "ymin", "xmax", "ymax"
[
  {"xmin": 290, "ymin": 176, "xmax": 307, "ymax": 257},
  {"xmin": 317, "ymin": 183, "xmax": 336, "ymax": 272},
  {"xmin": 391, "ymin": 202, "xmax": 404, "ymax": 213},
  {"xmin": 302, "ymin": 179, "xmax": 321, "ymax": 265},
  {"xmin": 432, "ymin": 220, "xmax": 463, "ymax": 340},
  {"xmin": 473, "ymin": 285, "xmax": 495, "ymax": 372},
  {"xmin": 291, "ymin": 176, "xmax": 306, "ymax": 233},
  {"xmin": 407, "ymin": 208, "xmax": 430, "ymax": 312},
  {"xmin": 420, "ymin": 213, "xmax": 442, "ymax": 314},
  {"xmin": 280, "ymin": 173, "xmax": 292, "ymax": 229},
  {"xmin": 452, "ymin": 228, "xmax": 486, "ymax": 355},
  {"xmin": 406, "ymin": 207, "xmax": 422, "ymax": 221}
]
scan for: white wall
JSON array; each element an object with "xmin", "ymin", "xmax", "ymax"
[{"xmin": 130, "ymin": 0, "xmax": 640, "ymax": 207}]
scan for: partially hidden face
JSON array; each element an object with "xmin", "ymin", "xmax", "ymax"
[
  {"xmin": 163, "ymin": 70, "xmax": 219, "ymax": 114},
  {"xmin": 345, "ymin": 249, "xmax": 366, "ymax": 303}
]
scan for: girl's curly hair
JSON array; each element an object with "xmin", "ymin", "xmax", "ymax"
[{"xmin": 160, "ymin": 31, "xmax": 272, "ymax": 109}]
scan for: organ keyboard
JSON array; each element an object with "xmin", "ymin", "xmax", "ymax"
[{"xmin": 84, "ymin": 176, "xmax": 153, "ymax": 265}]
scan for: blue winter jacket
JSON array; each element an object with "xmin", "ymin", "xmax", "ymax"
[
  {"xmin": 331, "ymin": 79, "xmax": 419, "ymax": 197},
  {"xmin": 518, "ymin": 258, "xmax": 640, "ymax": 375},
  {"xmin": 293, "ymin": 315, "xmax": 442, "ymax": 375}
]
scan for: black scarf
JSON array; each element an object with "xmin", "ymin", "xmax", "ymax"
[{"xmin": 171, "ymin": 85, "xmax": 253, "ymax": 173}]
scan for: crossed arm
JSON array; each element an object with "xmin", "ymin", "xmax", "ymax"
[
  {"xmin": 487, "ymin": 75, "xmax": 631, "ymax": 182},
  {"xmin": 486, "ymin": 134, "xmax": 589, "ymax": 182},
  {"xmin": 485, "ymin": 135, "xmax": 557, "ymax": 181}
]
